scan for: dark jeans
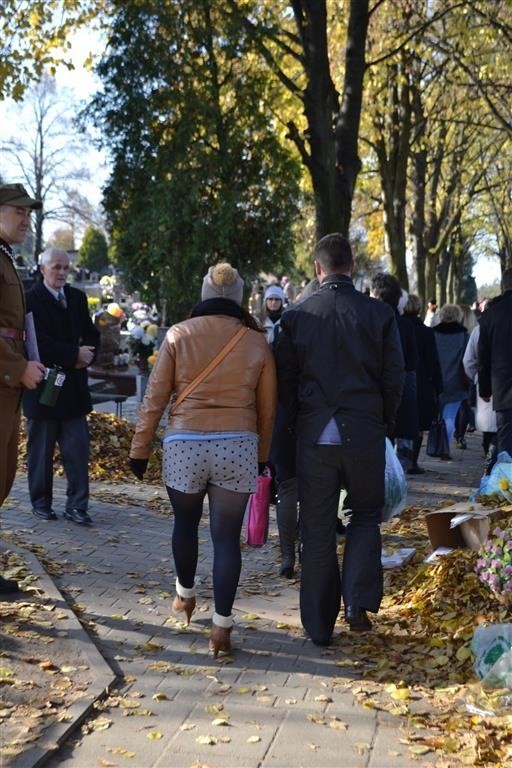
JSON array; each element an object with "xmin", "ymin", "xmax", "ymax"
[
  {"xmin": 496, "ymin": 409, "xmax": 512, "ymax": 456},
  {"xmin": 297, "ymin": 439, "xmax": 384, "ymax": 646},
  {"xmin": 274, "ymin": 463, "xmax": 299, "ymax": 570},
  {"xmin": 455, "ymin": 399, "xmax": 471, "ymax": 439}
]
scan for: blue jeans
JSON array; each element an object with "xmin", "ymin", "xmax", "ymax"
[
  {"xmin": 496, "ymin": 409, "xmax": 512, "ymax": 456},
  {"xmin": 442, "ymin": 401, "xmax": 462, "ymax": 453}
]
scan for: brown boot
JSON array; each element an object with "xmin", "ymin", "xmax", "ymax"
[
  {"xmin": 172, "ymin": 595, "xmax": 196, "ymax": 625},
  {"xmin": 209, "ymin": 613, "xmax": 233, "ymax": 658},
  {"xmin": 172, "ymin": 579, "xmax": 196, "ymax": 625}
]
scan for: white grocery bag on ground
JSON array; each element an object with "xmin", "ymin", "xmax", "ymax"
[{"xmin": 471, "ymin": 624, "xmax": 512, "ymax": 688}]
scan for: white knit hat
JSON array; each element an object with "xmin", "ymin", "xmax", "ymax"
[
  {"xmin": 264, "ymin": 285, "xmax": 285, "ymax": 302},
  {"xmin": 201, "ymin": 263, "xmax": 244, "ymax": 305}
]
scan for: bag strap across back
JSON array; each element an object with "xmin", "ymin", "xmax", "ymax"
[{"xmin": 172, "ymin": 325, "xmax": 248, "ymax": 412}]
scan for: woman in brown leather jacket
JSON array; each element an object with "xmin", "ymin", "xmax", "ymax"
[{"xmin": 129, "ymin": 263, "xmax": 276, "ymax": 657}]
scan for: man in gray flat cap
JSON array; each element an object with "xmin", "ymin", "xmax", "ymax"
[{"xmin": 0, "ymin": 183, "xmax": 46, "ymax": 593}]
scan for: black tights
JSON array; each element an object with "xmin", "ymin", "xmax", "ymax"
[{"xmin": 166, "ymin": 484, "xmax": 249, "ymax": 618}]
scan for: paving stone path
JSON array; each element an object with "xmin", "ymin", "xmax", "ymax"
[{"xmin": 2, "ymin": 412, "xmax": 486, "ymax": 768}]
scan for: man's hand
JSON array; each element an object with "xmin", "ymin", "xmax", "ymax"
[
  {"xmin": 130, "ymin": 458, "xmax": 148, "ymax": 481},
  {"xmin": 76, "ymin": 345, "xmax": 96, "ymax": 369},
  {"xmin": 20, "ymin": 361, "xmax": 46, "ymax": 389}
]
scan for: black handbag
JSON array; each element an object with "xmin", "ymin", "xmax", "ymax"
[{"xmin": 426, "ymin": 415, "xmax": 450, "ymax": 457}]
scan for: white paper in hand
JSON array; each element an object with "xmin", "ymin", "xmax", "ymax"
[{"xmin": 25, "ymin": 312, "xmax": 40, "ymax": 361}]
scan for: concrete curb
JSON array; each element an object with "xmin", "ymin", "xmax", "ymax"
[{"xmin": 7, "ymin": 543, "xmax": 118, "ymax": 768}]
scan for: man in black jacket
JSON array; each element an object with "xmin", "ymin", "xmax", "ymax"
[
  {"xmin": 276, "ymin": 234, "xmax": 404, "ymax": 646},
  {"xmin": 23, "ymin": 248, "xmax": 99, "ymax": 525},
  {"xmin": 478, "ymin": 268, "xmax": 512, "ymax": 456}
]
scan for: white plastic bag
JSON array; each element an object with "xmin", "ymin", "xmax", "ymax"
[
  {"xmin": 382, "ymin": 438, "xmax": 407, "ymax": 523},
  {"xmin": 471, "ymin": 624, "xmax": 512, "ymax": 688},
  {"xmin": 474, "ymin": 451, "xmax": 512, "ymax": 502}
]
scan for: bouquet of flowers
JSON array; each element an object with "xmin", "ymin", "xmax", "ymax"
[
  {"xmin": 475, "ymin": 524, "xmax": 512, "ymax": 603},
  {"xmin": 128, "ymin": 321, "xmax": 158, "ymax": 372}
]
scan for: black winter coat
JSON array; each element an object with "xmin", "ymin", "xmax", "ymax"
[
  {"xmin": 276, "ymin": 274, "xmax": 405, "ymax": 450},
  {"xmin": 392, "ymin": 313, "xmax": 419, "ymax": 439},
  {"xmin": 23, "ymin": 282, "xmax": 99, "ymax": 420},
  {"xmin": 478, "ymin": 290, "xmax": 512, "ymax": 410},
  {"xmin": 406, "ymin": 315, "xmax": 443, "ymax": 430}
]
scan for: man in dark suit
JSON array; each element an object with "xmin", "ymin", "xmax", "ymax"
[
  {"xmin": 478, "ymin": 268, "xmax": 512, "ymax": 456},
  {"xmin": 23, "ymin": 247, "xmax": 99, "ymax": 525},
  {"xmin": 276, "ymin": 234, "xmax": 404, "ymax": 646}
]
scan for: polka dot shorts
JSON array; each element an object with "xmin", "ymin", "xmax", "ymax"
[{"xmin": 163, "ymin": 436, "xmax": 258, "ymax": 494}]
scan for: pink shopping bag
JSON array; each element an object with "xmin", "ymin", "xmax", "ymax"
[{"xmin": 246, "ymin": 468, "xmax": 272, "ymax": 547}]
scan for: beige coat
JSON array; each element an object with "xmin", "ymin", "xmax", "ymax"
[{"xmin": 130, "ymin": 314, "xmax": 277, "ymax": 462}]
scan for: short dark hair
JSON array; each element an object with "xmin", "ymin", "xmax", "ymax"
[
  {"xmin": 404, "ymin": 293, "xmax": 421, "ymax": 316},
  {"xmin": 502, "ymin": 267, "xmax": 512, "ymax": 292},
  {"xmin": 371, "ymin": 272, "xmax": 402, "ymax": 310},
  {"xmin": 314, "ymin": 233, "xmax": 353, "ymax": 274}
]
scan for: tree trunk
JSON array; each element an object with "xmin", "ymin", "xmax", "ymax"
[
  {"xmin": 372, "ymin": 55, "xmax": 411, "ymax": 289},
  {"xmin": 498, "ymin": 235, "xmax": 512, "ymax": 273},
  {"xmin": 292, "ymin": 0, "xmax": 369, "ymax": 238},
  {"xmin": 380, "ymin": 168, "xmax": 408, "ymax": 287},
  {"xmin": 333, "ymin": 0, "xmax": 370, "ymax": 236},
  {"xmin": 33, "ymin": 210, "xmax": 44, "ymax": 258},
  {"xmin": 410, "ymin": 78, "xmax": 427, "ymax": 306},
  {"xmin": 425, "ymin": 251, "xmax": 438, "ymax": 302},
  {"xmin": 437, "ymin": 250, "xmax": 449, "ymax": 306}
]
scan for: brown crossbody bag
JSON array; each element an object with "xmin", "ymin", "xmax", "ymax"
[{"xmin": 171, "ymin": 325, "xmax": 248, "ymax": 412}]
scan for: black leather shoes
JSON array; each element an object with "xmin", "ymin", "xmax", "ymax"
[
  {"xmin": 345, "ymin": 606, "xmax": 372, "ymax": 632},
  {"xmin": 0, "ymin": 575, "xmax": 20, "ymax": 593},
  {"xmin": 407, "ymin": 465, "xmax": 425, "ymax": 475},
  {"xmin": 64, "ymin": 509, "xmax": 92, "ymax": 525},
  {"xmin": 32, "ymin": 508, "xmax": 57, "ymax": 520},
  {"xmin": 280, "ymin": 565, "xmax": 295, "ymax": 579}
]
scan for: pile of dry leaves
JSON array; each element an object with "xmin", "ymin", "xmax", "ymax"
[
  {"xmin": 332, "ymin": 508, "xmax": 512, "ymax": 766},
  {"xmin": 17, "ymin": 412, "xmax": 163, "ymax": 484}
]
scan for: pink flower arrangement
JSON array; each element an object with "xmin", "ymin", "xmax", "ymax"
[{"xmin": 475, "ymin": 525, "xmax": 512, "ymax": 601}]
